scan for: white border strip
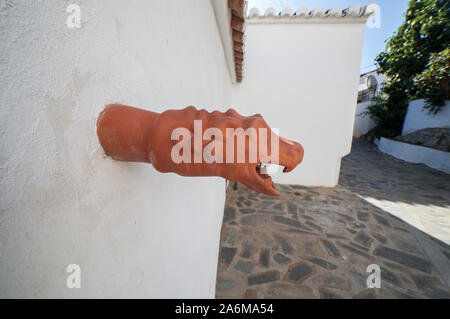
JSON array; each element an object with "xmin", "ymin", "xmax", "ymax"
[{"xmin": 378, "ymin": 138, "xmax": 450, "ymax": 174}]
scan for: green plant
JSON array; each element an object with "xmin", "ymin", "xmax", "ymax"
[
  {"xmin": 367, "ymin": 0, "xmax": 450, "ymax": 137},
  {"xmin": 366, "ymin": 94, "xmax": 409, "ymax": 138},
  {"xmin": 414, "ymin": 48, "xmax": 450, "ymax": 113}
]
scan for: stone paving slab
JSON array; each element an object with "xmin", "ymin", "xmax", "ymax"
[{"xmin": 215, "ymin": 142, "xmax": 450, "ymax": 299}]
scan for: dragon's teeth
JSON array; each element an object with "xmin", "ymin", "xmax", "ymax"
[{"xmin": 259, "ymin": 163, "xmax": 284, "ymax": 175}]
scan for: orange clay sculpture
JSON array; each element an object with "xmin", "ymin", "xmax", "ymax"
[{"xmin": 97, "ymin": 104, "xmax": 304, "ymax": 196}]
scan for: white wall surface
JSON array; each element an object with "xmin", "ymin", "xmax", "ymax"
[
  {"xmin": 353, "ymin": 101, "xmax": 376, "ymax": 137},
  {"xmin": 402, "ymin": 99, "xmax": 450, "ymax": 135},
  {"xmin": 0, "ymin": 0, "xmax": 230, "ymax": 298},
  {"xmin": 232, "ymin": 20, "xmax": 367, "ymax": 186},
  {"xmin": 378, "ymin": 138, "xmax": 450, "ymax": 174}
]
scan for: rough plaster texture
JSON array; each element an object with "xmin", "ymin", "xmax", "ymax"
[
  {"xmin": 0, "ymin": 0, "xmax": 370, "ymax": 297},
  {"xmin": 231, "ymin": 21, "xmax": 366, "ymax": 186},
  {"xmin": 0, "ymin": 0, "xmax": 230, "ymax": 298},
  {"xmin": 402, "ymin": 99, "xmax": 450, "ymax": 135}
]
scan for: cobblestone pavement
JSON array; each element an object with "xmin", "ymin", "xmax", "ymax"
[{"xmin": 215, "ymin": 142, "xmax": 450, "ymax": 298}]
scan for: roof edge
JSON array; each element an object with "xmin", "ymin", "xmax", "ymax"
[{"xmin": 247, "ymin": 4, "xmax": 377, "ymax": 23}]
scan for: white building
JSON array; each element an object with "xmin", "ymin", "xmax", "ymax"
[
  {"xmin": 0, "ymin": 1, "xmax": 375, "ymax": 298},
  {"xmin": 353, "ymin": 69, "xmax": 388, "ymax": 138},
  {"xmin": 357, "ymin": 69, "xmax": 387, "ymax": 103}
]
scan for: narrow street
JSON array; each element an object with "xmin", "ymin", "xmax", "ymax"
[{"xmin": 216, "ymin": 142, "xmax": 450, "ymax": 298}]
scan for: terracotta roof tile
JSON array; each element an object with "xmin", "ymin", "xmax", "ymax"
[
  {"xmin": 232, "ymin": 30, "xmax": 244, "ymax": 43},
  {"xmin": 228, "ymin": 0, "xmax": 247, "ymax": 83},
  {"xmin": 230, "ymin": 14, "xmax": 245, "ymax": 32},
  {"xmin": 233, "ymin": 41, "xmax": 243, "ymax": 53},
  {"xmin": 228, "ymin": 0, "xmax": 246, "ymax": 18}
]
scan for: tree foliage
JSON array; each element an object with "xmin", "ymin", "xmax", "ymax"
[
  {"xmin": 415, "ymin": 47, "xmax": 450, "ymax": 113},
  {"xmin": 367, "ymin": 0, "xmax": 449, "ymax": 137}
]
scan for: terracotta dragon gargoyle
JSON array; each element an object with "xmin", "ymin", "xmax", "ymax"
[{"xmin": 97, "ymin": 104, "xmax": 304, "ymax": 196}]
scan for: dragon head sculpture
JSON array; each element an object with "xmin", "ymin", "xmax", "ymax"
[{"xmin": 97, "ymin": 104, "xmax": 303, "ymax": 196}]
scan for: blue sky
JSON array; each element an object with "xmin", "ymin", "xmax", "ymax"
[{"xmin": 247, "ymin": 0, "xmax": 409, "ymax": 74}]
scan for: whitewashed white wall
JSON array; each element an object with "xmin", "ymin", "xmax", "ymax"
[
  {"xmin": 0, "ymin": 0, "xmax": 230, "ymax": 298},
  {"xmin": 379, "ymin": 138, "xmax": 450, "ymax": 174},
  {"xmin": 353, "ymin": 101, "xmax": 376, "ymax": 137},
  {"xmin": 402, "ymin": 99, "xmax": 450, "ymax": 135},
  {"xmin": 232, "ymin": 20, "xmax": 367, "ymax": 186}
]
